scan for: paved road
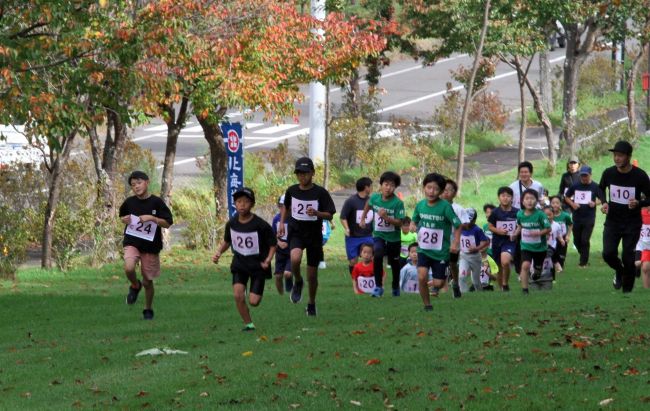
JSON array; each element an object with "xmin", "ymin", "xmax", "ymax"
[{"xmin": 132, "ymin": 48, "xmax": 571, "ymax": 181}]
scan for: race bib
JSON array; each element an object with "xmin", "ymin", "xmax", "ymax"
[
  {"xmin": 541, "ymin": 257, "xmax": 553, "ymax": 276},
  {"xmin": 291, "ymin": 198, "xmax": 318, "ymax": 221},
  {"xmin": 496, "ymin": 220, "xmax": 516, "ymax": 234},
  {"xmin": 400, "ymin": 245, "xmax": 409, "ymax": 256},
  {"xmin": 610, "ymin": 185, "xmax": 635, "ymax": 205},
  {"xmin": 403, "ymin": 279, "xmax": 419, "ymax": 293},
  {"xmin": 125, "ymin": 215, "xmax": 157, "ymax": 242},
  {"xmin": 574, "ymin": 190, "xmax": 591, "ymax": 205},
  {"xmin": 460, "ymin": 235, "xmax": 476, "ymax": 252},
  {"xmin": 480, "ymin": 265, "xmax": 491, "ymax": 284},
  {"xmin": 357, "ymin": 276, "xmax": 376, "ymax": 294},
  {"xmin": 521, "ymin": 228, "xmax": 541, "ymax": 244},
  {"xmin": 559, "ymin": 222, "xmax": 567, "ymax": 236},
  {"xmin": 276, "ymin": 222, "xmax": 288, "ymax": 241},
  {"xmin": 418, "ymin": 227, "xmax": 443, "ymax": 251},
  {"xmin": 355, "ymin": 210, "xmax": 374, "ymax": 225},
  {"xmin": 374, "ymin": 212, "xmax": 394, "ymax": 232},
  {"xmin": 640, "ymin": 224, "xmax": 650, "ymax": 245},
  {"xmin": 231, "ymin": 229, "xmax": 260, "ymax": 256}
]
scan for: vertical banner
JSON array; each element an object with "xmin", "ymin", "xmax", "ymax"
[{"xmin": 221, "ymin": 122, "xmax": 243, "ymax": 217}]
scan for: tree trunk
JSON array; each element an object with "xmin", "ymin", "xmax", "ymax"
[
  {"xmin": 524, "ymin": 72, "xmax": 557, "ymax": 168},
  {"xmin": 198, "ymin": 109, "xmax": 228, "ymax": 218},
  {"xmin": 626, "ymin": 44, "xmax": 648, "ymax": 134},
  {"xmin": 562, "ymin": 24, "xmax": 580, "ymax": 157},
  {"xmin": 539, "ymin": 51, "xmax": 553, "ymax": 114},
  {"xmin": 346, "ymin": 69, "xmax": 361, "ymax": 117},
  {"xmin": 160, "ymin": 96, "xmax": 190, "ymax": 206},
  {"xmin": 41, "ymin": 129, "xmax": 77, "ymax": 269},
  {"xmin": 456, "ymin": 0, "xmax": 491, "ymax": 193},
  {"xmin": 323, "ymin": 83, "xmax": 330, "ymax": 190},
  {"xmin": 516, "ymin": 59, "xmax": 526, "ymax": 163}
]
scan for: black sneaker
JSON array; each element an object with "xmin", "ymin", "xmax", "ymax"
[
  {"xmin": 284, "ymin": 277, "xmax": 293, "ymax": 293},
  {"xmin": 423, "ymin": 305, "xmax": 433, "ymax": 312},
  {"xmin": 502, "ymin": 285, "xmax": 510, "ymax": 292},
  {"xmin": 306, "ymin": 303, "xmax": 317, "ymax": 317},
  {"xmin": 522, "ymin": 288, "xmax": 529, "ymax": 295},
  {"xmin": 290, "ymin": 279, "xmax": 303, "ymax": 303},
  {"xmin": 242, "ymin": 324, "xmax": 256, "ymax": 332},
  {"xmin": 126, "ymin": 281, "xmax": 142, "ymax": 305},
  {"xmin": 612, "ymin": 274, "xmax": 622, "ymax": 290},
  {"xmin": 452, "ymin": 286, "xmax": 462, "ymax": 299},
  {"xmin": 142, "ymin": 309, "xmax": 154, "ymax": 320},
  {"xmin": 531, "ymin": 270, "xmax": 541, "ymax": 281}
]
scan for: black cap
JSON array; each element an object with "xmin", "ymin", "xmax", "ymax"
[
  {"xmin": 128, "ymin": 170, "xmax": 149, "ymax": 184},
  {"xmin": 294, "ymin": 157, "xmax": 315, "ymax": 173},
  {"xmin": 608, "ymin": 140, "xmax": 633, "ymax": 156},
  {"xmin": 233, "ymin": 187, "xmax": 255, "ymax": 203}
]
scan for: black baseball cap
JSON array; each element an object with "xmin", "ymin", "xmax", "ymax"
[
  {"xmin": 294, "ymin": 157, "xmax": 315, "ymax": 173},
  {"xmin": 128, "ymin": 170, "xmax": 149, "ymax": 184},
  {"xmin": 233, "ymin": 187, "xmax": 255, "ymax": 203},
  {"xmin": 608, "ymin": 140, "xmax": 633, "ymax": 156}
]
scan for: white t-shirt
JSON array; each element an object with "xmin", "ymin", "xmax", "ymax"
[
  {"xmin": 451, "ymin": 202, "xmax": 470, "ymax": 224},
  {"xmin": 547, "ymin": 221, "xmax": 562, "ymax": 249},
  {"xmin": 509, "ymin": 179, "xmax": 544, "ymax": 210}
]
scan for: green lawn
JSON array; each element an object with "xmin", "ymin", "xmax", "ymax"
[{"xmin": 2, "ymin": 138, "xmax": 650, "ymax": 410}]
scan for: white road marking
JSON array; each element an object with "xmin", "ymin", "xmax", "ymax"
[
  {"xmin": 246, "ymin": 128, "xmax": 309, "ymax": 149},
  {"xmin": 254, "ymin": 124, "xmax": 300, "ymax": 134}
]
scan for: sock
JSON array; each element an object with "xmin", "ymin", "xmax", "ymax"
[{"xmin": 244, "ymin": 322, "xmax": 255, "ymax": 329}]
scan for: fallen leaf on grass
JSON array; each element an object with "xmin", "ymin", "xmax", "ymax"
[
  {"xmin": 49, "ymin": 380, "xmax": 62, "ymax": 386},
  {"xmin": 289, "ymin": 404, "xmax": 301, "ymax": 409},
  {"xmin": 200, "ymin": 392, "xmax": 209, "ymax": 397},
  {"xmin": 21, "ymin": 392, "xmax": 31, "ymax": 398},
  {"xmin": 366, "ymin": 359, "xmax": 381, "ymax": 366},
  {"xmin": 427, "ymin": 393, "xmax": 438, "ymax": 401},
  {"xmin": 136, "ymin": 391, "xmax": 148, "ymax": 397},
  {"xmin": 351, "ymin": 330, "xmax": 366, "ymax": 335},
  {"xmin": 416, "ymin": 331, "xmax": 426, "ymax": 337},
  {"xmin": 277, "ymin": 372, "xmax": 288, "ymax": 379},
  {"xmin": 623, "ymin": 368, "xmax": 640, "ymax": 376},
  {"xmin": 599, "ymin": 398, "xmax": 613, "ymax": 406},
  {"xmin": 482, "ymin": 387, "xmax": 493, "ymax": 393},
  {"xmin": 242, "ymin": 351, "xmax": 253, "ymax": 357},
  {"xmin": 350, "ymin": 400, "xmax": 362, "ymax": 406},
  {"xmin": 257, "ymin": 335, "xmax": 268, "ymax": 342},
  {"xmin": 176, "ymin": 389, "xmax": 185, "ymax": 394}
]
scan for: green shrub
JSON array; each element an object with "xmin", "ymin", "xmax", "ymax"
[
  {"xmin": 0, "ymin": 206, "xmax": 29, "ymax": 279},
  {"xmin": 174, "ymin": 186, "xmax": 222, "ymax": 250},
  {"xmin": 578, "ymin": 55, "xmax": 617, "ymax": 99}
]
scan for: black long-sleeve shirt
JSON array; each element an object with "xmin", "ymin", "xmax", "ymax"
[{"xmin": 599, "ymin": 165, "xmax": 650, "ymax": 226}]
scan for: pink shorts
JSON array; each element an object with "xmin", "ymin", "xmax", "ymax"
[
  {"xmin": 124, "ymin": 246, "xmax": 161, "ymax": 280},
  {"xmin": 642, "ymin": 250, "xmax": 650, "ymax": 263}
]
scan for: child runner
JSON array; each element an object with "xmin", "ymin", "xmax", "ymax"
[
  {"xmin": 212, "ymin": 188, "xmax": 277, "ymax": 331},
  {"xmin": 549, "ymin": 195, "xmax": 572, "ymax": 272},
  {"xmin": 351, "ymin": 243, "xmax": 385, "ymax": 295},
  {"xmin": 410, "ymin": 173, "xmax": 461, "ymax": 311},
  {"xmin": 400, "ymin": 217, "xmax": 417, "ymax": 268},
  {"xmin": 458, "ymin": 208, "xmax": 490, "ymax": 292},
  {"xmin": 120, "ymin": 170, "xmax": 173, "ymax": 320},
  {"xmin": 564, "ymin": 165, "xmax": 605, "ymax": 267},
  {"xmin": 399, "ymin": 243, "xmax": 421, "ymax": 293},
  {"xmin": 544, "ymin": 205, "xmax": 563, "ymax": 281},
  {"xmin": 482, "ymin": 203, "xmax": 496, "ymax": 258},
  {"xmin": 441, "ymin": 179, "xmax": 470, "ymax": 298},
  {"xmin": 278, "ymin": 157, "xmax": 336, "ymax": 316},
  {"xmin": 339, "ymin": 177, "xmax": 374, "ymax": 275},
  {"xmin": 271, "ymin": 195, "xmax": 292, "ymax": 294},
  {"xmin": 513, "ymin": 189, "xmax": 551, "ymax": 294},
  {"xmin": 599, "ymin": 141, "xmax": 650, "ymax": 292},
  {"xmin": 487, "ymin": 187, "xmax": 519, "ymax": 291},
  {"xmin": 639, "ymin": 207, "xmax": 650, "ymax": 288},
  {"xmin": 360, "ymin": 171, "xmax": 405, "ymax": 297},
  {"xmin": 480, "ymin": 251, "xmax": 498, "ymax": 291}
]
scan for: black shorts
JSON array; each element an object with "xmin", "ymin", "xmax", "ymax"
[
  {"xmin": 232, "ymin": 270, "xmax": 266, "ymax": 295},
  {"xmin": 274, "ymin": 251, "xmax": 291, "ymax": 274},
  {"xmin": 520, "ymin": 250, "xmax": 546, "ymax": 270},
  {"xmin": 449, "ymin": 251, "xmax": 459, "ymax": 264},
  {"xmin": 289, "ymin": 235, "xmax": 323, "ymax": 267},
  {"xmin": 417, "ymin": 253, "xmax": 448, "ymax": 280}
]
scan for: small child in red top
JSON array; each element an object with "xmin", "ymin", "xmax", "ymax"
[
  {"xmin": 351, "ymin": 243, "xmax": 386, "ymax": 294},
  {"xmin": 639, "ymin": 207, "xmax": 650, "ymax": 288}
]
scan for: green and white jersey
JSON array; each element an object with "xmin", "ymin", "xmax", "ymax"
[
  {"xmin": 368, "ymin": 192, "xmax": 405, "ymax": 242},
  {"xmin": 412, "ymin": 199, "xmax": 460, "ymax": 261},
  {"xmin": 516, "ymin": 209, "xmax": 551, "ymax": 253},
  {"xmin": 553, "ymin": 210, "xmax": 573, "ymax": 237}
]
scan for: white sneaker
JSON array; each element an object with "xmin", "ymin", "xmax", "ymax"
[{"xmin": 318, "ymin": 261, "xmax": 326, "ymax": 269}]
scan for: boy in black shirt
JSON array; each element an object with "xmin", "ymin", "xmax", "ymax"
[
  {"xmin": 119, "ymin": 171, "xmax": 173, "ymax": 320},
  {"xmin": 599, "ymin": 141, "xmax": 650, "ymax": 292},
  {"xmin": 212, "ymin": 188, "xmax": 277, "ymax": 331},
  {"xmin": 278, "ymin": 157, "xmax": 336, "ymax": 316}
]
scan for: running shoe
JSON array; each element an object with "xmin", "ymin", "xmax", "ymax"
[
  {"xmin": 126, "ymin": 280, "xmax": 142, "ymax": 305},
  {"xmin": 142, "ymin": 309, "xmax": 154, "ymax": 320},
  {"xmin": 306, "ymin": 303, "xmax": 317, "ymax": 317},
  {"xmin": 290, "ymin": 279, "xmax": 303, "ymax": 303},
  {"xmin": 452, "ymin": 286, "xmax": 462, "ymax": 299},
  {"xmin": 371, "ymin": 287, "xmax": 384, "ymax": 298}
]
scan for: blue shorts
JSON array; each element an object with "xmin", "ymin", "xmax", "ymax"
[
  {"xmin": 345, "ymin": 236, "xmax": 374, "ymax": 260},
  {"xmin": 417, "ymin": 252, "xmax": 448, "ymax": 281},
  {"xmin": 492, "ymin": 241, "xmax": 516, "ymax": 266}
]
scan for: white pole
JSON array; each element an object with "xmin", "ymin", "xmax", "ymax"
[{"xmin": 309, "ymin": 0, "xmax": 326, "ymax": 162}]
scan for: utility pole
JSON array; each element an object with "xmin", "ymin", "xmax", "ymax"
[
  {"xmin": 613, "ymin": 38, "xmax": 625, "ymax": 92},
  {"xmin": 308, "ymin": 0, "xmax": 327, "ymax": 162}
]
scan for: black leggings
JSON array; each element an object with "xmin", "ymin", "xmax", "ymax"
[
  {"xmin": 373, "ymin": 238, "xmax": 401, "ymax": 290},
  {"xmin": 573, "ymin": 221, "xmax": 595, "ymax": 266},
  {"xmin": 602, "ymin": 222, "xmax": 641, "ymax": 292}
]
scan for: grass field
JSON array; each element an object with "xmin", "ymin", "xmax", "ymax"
[{"xmin": 2, "ymin": 138, "xmax": 650, "ymax": 410}]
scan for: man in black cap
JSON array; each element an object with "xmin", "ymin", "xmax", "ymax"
[
  {"xmin": 278, "ymin": 157, "xmax": 336, "ymax": 316},
  {"xmin": 565, "ymin": 165, "xmax": 605, "ymax": 267},
  {"xmin": 599, "ymin": 141, "xmax": 650, "ymax": 292}
]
